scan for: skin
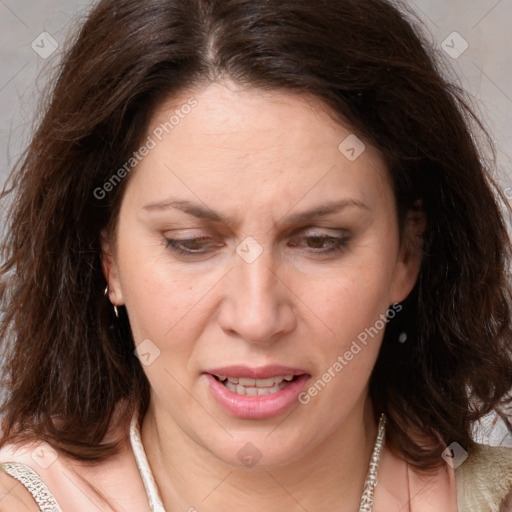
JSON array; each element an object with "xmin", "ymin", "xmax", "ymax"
[
  {"xmin": 102, "ymin": 79, "xmax": 424, "ymax": 511},
  {"xmin": 0, "ymin": 474, "xmax": 39, "ymax": 511}
]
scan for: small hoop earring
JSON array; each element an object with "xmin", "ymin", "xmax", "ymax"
[{"xmin": 104, "ymin": 285, "xmax": 119, "ymax": 318}]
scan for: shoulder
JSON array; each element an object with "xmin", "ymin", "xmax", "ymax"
[
  {"xmin": 0, "ymin": 440, "xmax": 63, "ymax": 512},
  {"xmin": 455, "ymin": 443, "xmax": 512, "ymax": 512},
  {"xmin": 0, "ymin": 407, "xmax": 145, "ymax": 511},
  {"xmin": 0, "ymin": 469, "xmax": 41, "ymax": 511},
  {"xmin": 0, "ymin": 427, "xmax": 151, "ymax": 512}
]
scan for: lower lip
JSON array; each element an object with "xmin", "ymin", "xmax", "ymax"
[{"xmin": 204, "ymin": 373, "xmax": 310, "ymax": 420}]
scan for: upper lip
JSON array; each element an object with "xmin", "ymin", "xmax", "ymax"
[{"xmin": 205, "ymin": 365, "xmax": 310, "ymax": 379}]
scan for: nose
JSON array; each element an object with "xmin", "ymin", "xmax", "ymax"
[{"xmin": 217, "ymin": 243, "xmax": 297, "ymax": 345}]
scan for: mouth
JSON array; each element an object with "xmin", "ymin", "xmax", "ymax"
[
  {"xmin": 204, "ymin": 366, "xmax": 311, "ymax": 419},
  {"xmin": 212, "ymin": 374, "xmax": 300, "ymax": 396}
]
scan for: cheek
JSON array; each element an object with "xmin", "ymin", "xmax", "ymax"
[
  {"xmin": 297, "ymin": 249, "xmax": 397, "ymax": 344},
  {"xmin": 294, "ymin": 265, "xmax": 393, "ymax": 423},
  {"xmin": 115, "ymin": 234, "xmax": 219, "ymax": 346},
  {"xmin": 301, "ymin": 277, "xmax": 389, "ymax": 388}
]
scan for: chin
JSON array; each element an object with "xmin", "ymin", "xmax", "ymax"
[{"xmin": 201, "ymin": 430, "xmax": 310, "ymax": 470}]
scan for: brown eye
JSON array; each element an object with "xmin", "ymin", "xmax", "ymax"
[
  {"xmin": 289, "ymin": 233, "xmax": 350, "ymax": 254},
  {"xmin": 164, "ymin": 237, "xmax": 221, "ymax": 255}
]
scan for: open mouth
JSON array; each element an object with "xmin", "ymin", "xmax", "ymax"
[
  {"xmin": 206, "ymin": 372, "xmax": 311, "ymax": 419},
  {"xmin": 212, "ymin": 374, "xmax": 300, "ymax": 396}
]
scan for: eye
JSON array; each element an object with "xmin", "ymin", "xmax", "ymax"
[
  {"xmin": 288, "ymin": 232, "xmax": 350, "ymax": 254},
  {"xmin": 163, "ymin": 232, "xmax": 350, "ymax": 258},
  {"xmin": 164, "ymin": 237, "xmax": 222, "ymax": 256}
]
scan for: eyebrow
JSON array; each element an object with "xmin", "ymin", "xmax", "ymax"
[{"xmin": 143, "ymin": 197, "xmax": 369, "ymax": 226}]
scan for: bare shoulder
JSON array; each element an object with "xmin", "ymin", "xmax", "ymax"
[{"xmin": 0, "ymin": 470, "xmax": 40, "ymax": 511}]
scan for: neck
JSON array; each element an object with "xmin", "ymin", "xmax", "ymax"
[{"xmin": 140, "ymin": 395, "xmax": 378, "ymax": 512}]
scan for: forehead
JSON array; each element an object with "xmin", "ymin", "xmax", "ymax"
[{"xmin": 124, "ymin": 81, "xmax": 392, "ymax": 218}]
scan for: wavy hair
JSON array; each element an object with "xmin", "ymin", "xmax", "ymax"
[{"xmin": 1, "ymin": 0, "xmax": 511, "ymax": 469}]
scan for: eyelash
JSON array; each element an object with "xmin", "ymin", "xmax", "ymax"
[{"xmin": 163, "ymin": 233, "xmax": 350, "ymax": 257}]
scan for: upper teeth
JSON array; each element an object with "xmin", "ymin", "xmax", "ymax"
[{"xmin": 217, "ymin": 375, "xmax": 294, "ymax": 387}]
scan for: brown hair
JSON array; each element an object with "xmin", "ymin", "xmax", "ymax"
[{"xmin": 1, "ymin": 0, "xmax": 511, "ymax": 470}]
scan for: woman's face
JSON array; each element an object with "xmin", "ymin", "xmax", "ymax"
[{"xmin": 103, "ymin": 80, "xmax": 421, "ymax": 467}]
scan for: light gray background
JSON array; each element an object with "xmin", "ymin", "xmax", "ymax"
[{"xmin": 0, "ymin": 1, "xmax": 511, "ymax": 446}]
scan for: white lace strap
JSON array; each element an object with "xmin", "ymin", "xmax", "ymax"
[
  {"xmin": 129, "ymin": 413, "xmax": 165, "ymax": 512},
  {"xmin": 1, "ymin": 462, "xmax": 63, "ymax": 512}
]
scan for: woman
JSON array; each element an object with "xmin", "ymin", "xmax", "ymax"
[{"xmin": 0, "ymin": 0, "xmax": 511, "ymax": 510}]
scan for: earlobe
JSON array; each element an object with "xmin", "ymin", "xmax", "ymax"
[
  {"xmin": 390, "ymin": 203, "xmax": 426, "ymax": 304},
  {"xmin": 100, "ymin": 229, "xmax": 124, "ymax": 306}
]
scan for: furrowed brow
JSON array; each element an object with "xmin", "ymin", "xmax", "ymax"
[{"xmin": 143, "ymin": 198, "xmax": 369, "ymax": 226}]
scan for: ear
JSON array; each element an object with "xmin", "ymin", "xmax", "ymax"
[
  {"xmin": 100, "ymin": 228, "xmax": 125, "ymax": 306},
  {"xmin": 389, "ymin": 201, "xmax": 426, "ymax": 304}
]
